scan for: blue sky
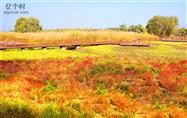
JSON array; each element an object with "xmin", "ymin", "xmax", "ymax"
[{"xmin": 0, "ymin": 0, "xmax": 186, "ymax": 31}]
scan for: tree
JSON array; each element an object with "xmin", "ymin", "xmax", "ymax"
[
  {"xmin": 146, "ymin": 16, "xmax": 178, "ymax": 37},
  {"xmin": 119, "ymin": 24, "xmax": 127, "ymax": 31},
  {"xmin": 14, "ymin": 17, "xmax": 28, "ymax": 33},
  {"xmin": 27, "ymin": 17, "xmax": 42, "ymax": 32},
  {"xmin": 128, "ymin": 25, "xmax": 146, "ymax": 33},
  {"xmin": 14, "ymin": 17, "xmax": 42, "ymax": 33},
  {"xmin": 175, "ymin": 28, "xmax": 187, "ymax": 37}
]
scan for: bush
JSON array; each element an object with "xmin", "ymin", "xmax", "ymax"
[
  {"xmin": 96, "ymin": 88, "xmax": 108, "ymax": 95},
  {"xmin": 42, "ymin": 80, "xmax": 57, "ymax": 92},
  {"xmin": 42, "ymin": 85, "xmax": 56, "ymax": 92},
  {"xmin": 39, "ymin": 103, "xmax": 71, "ymax": 118},
  {"xmin": 175, "ymin": 28, "xmax": 187, "ymax": 37},
  {"xmin": 0, "ymin": 71, "xmax": 8, "ymax": 80},
  {"xmin": 154, "ymin": 102, "xmax": 167, "ymax": 110},
  {"xmin": 46, "ymin": 79, "xmax": 58, "ymax": 88},
  {"xmin": 62, "ymin": 100, "xmax": 86, "ymax": 118},
  {"xmin": 0, "ymin": 99, "xmax": 35, "ymax": 118},
  {"xmin": 90, "ymin": 60, "xmax": 124, "ymax": 76},
  {"xmin": 133, "ymin": 64, "xmax": 157, "ymax": 74},
  {"xmin": 128, "ymin": 25, "xmax": 146, "ymax": 33},
  {"xmin": 119, "ymin": 24, "xmax": 127, "ymax": 31}
]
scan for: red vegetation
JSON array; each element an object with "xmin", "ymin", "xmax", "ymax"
[{"xmin": 0, "ymin": 57, "xmax": 187, "ymax": 117}]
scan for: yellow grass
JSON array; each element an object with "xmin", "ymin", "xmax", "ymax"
[{"xmin": 0, "ymin": 30, "xmax": 159, "ymax": 45}]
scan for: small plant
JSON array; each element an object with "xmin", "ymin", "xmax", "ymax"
[
  {"xmin": 96, "ymin": 88, "xmax": 108, "ymax": 95},
  {"xmin": 62, "ymin": 99, "xmax": 86, "ymax": 118},
  {"xmin": 154, "ymin": 102, "xmax": 167, "ymax": 110},
  {"xmin": 131, "ymin": 93, "xmax": 142, "ymax": 99},
  {"xmin": 90, "ymin": 60, "xmax": 124, "ymax": 76},
  {"xmin": 0, "ymin": 99, "xmax": 35, "ymax": 118},
  {"xmin": 39, "ymin": 103, "xmax": 71, "ymax": 118},
  {"xmin": 126, "ymin": 64, "xmax": 136, "ymax": 71},
  {"xmin": 77, "ymin": 77, "xmax": 85, "ymax": 83},
  {"xmin": 94, "ymin": 81, "xmax": 107, "ymax": 89},
  {"xmin": 42, "ymin": 80, "xmax": 57, "ymax": 92},
  {"xmin": 134, "ymin": 64, "xmax": 158, "ymax": 75},
  {"xmin": 0, "ymin": 71, "xmax": 8, "ymax": 80},
  {"xmin": 46, "ymin": 79, "xmax": 58, "ymax": 87},
  {"xmin": 42, "ymin": 85, "xmax": 56, "ymax": 92}
]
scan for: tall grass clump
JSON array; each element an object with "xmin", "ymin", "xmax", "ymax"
[
  {"xmin": 0, "ymin": 99, "xmax": 36, "ymax": 118},
  {"xmin": 39, "ymin": 103, "xmax": 72, "ymax": 118}
]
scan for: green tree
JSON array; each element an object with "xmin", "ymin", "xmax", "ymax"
[
  {"xmin": 27, "ymin": 17, "xmax": 42, "ymax": 32},
  {"xmin": 146, "ymin": 16, "xmax": 178, "ymax": 37},
  {"xmin": 128, "ymin": 25, "xmax": 146, "ymax": 33},
  {"xmin": 14, "ymin": 17, "xmax": 28, "ymax": 33},
  {"xmin": 175, "ymin": 28, "xmax": 187, "ymax": 37},
  {"xmin": 119, "ymin": 24, "xmax": 127, "ymax": 31},
  {"xmin": 14, "ymin": 17, "xmax": 42, "ymax": 33}
]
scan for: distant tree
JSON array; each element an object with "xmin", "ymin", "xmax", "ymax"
[
  {"xmin": 14, "ymin": 17, "xmax": 28, "ymax": 33},
  {"xmin": 27, "ymin": 17, "xmax": 42, "ymax": 32},
  {"xmin": 119, "ymin": 24, "xmax": 127, "ymax": 31},
  {"xmin": 128, "ymin": 25, "xmax": 146, "ymax": 33},
  {"xmin": 146, "ymin": 16, "xmax": 178, "ymax": 37},
  {"xmin": 175, "ymin": 28, "xmax": 187, "ymax": 37},
  {"xmin": 14, "ymin": 17, "xmax": 42, "ymax": 33}
]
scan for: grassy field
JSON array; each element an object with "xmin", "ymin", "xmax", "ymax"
[
  {"xmin": 0, "ymin": 41, "xmax": 186, "ymax": 60},
  {"xmin": 0, "ymin": 39, "xmax": 187, "ymax": 117},
  {"xmin": 0, "ymin": 30, "xmax": 158, "ymax": 45}
]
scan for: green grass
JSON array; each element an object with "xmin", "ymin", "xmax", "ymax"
[
  {"xmin": 0, "ymin": 41, "xmax": 186, "ymax": 60},
  {"xmin": 81, "ymin": 41, "xmax": 187, "ymax": 58}
]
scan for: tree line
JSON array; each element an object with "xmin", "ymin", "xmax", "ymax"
[{"xmin": 14, "ymin": 16, "xmax": 187, "ymax": 37}]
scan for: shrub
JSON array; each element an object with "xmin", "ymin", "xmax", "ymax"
[
  {"xmin": 90, "ymin": 60, "xmax": 124, "ymax": 76},
  {"xmin": 0, "ymin": 99, "xmax": 35, "ymax": 118},
  {"xmin": 119, "ymin": 24, "xmax": 127, "ymax": 31},
  {"xmin": 175, "ymin": 28, "xmax": 187, "ymax": 37},
  {"xmin": 0, "ymin": 71, "xmax": 8, "ymax": 80},
  {"xmin": 39, "ymin": 103, "xmax": 71, "ymax": 118},
  {"xmin": 42, "ymin": 80, "xmax": 57, "ymax": 92},
  {"xmin": 134, "ymin": 64, "xmax": 157, "ymax": 75},
  {"xmin": 46, "ymin": 79, "xmax": 58, "ymax": 88},
  {"xmin": 62, "ymin": 99, "xmax": 86, "ymax": 118},
  {"xmin": 96, "ymin": 88, "xmax": 108, "ymax": 95},
  {"xmin": 94, "ymin": 80, "xmax": 108, "ymax": 89},
  {"xmin": 154, "ymin": 102, "xmax": 167, "ymax": 110},
  {"xmin": 42, "ymin": 85, "xmax": 56, "ymax": 92},
  {"xmin": 126, "ymin": 64, "xmax": 136, "ymax": 71},
  {"xmin": 128, "ymin": 25, "xmax": 146, "ymax": 33}
]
